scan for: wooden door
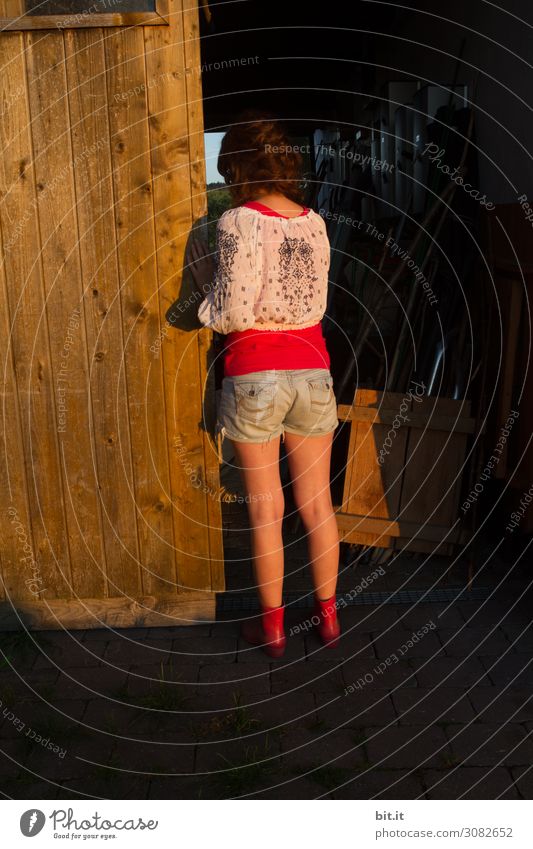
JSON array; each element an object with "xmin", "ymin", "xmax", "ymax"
[{"xmin": 0, "ymin": 0, "xmax": 224, "ymax": 629}]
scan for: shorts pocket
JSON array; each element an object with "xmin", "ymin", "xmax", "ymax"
[
  {"xmin": 306, "ymin": 375, "xmax": 334, "ymax": 411},
  {"xmin": 233, "ymin": 381, "xmax": 277, "ymax": 423}
]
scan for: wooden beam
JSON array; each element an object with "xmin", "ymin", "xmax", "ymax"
[
  {"xmin": 335, "ymin": 510, "xmax": 468, "ymax": 545},
  {"xmin": 337, "ymin": 403, "xmax": 478, "ymax": 434},
  {"xmin": 0, "ymin": 592, "xmax": 215, "ymax": 630}
]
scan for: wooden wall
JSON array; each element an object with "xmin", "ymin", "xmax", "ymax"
[{"xmin": 0, "ymin": 0, "xmax": 224, "ymax": 629}]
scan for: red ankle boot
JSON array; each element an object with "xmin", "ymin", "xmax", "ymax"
[
  {"xmin": 241, "ymin": 605, "xmax": 286, "ymax": 658},
  {"xmin": 313, "ymin": 595, "xmax": 341, "ymax": 647}
]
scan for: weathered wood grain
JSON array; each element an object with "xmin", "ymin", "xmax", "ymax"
[
  {"xmin": 0, "ymin": 1, "xmax": 223, "ymax": 627},
  {"xmin": 26, "ymin": 30, "xmax": 107, "ymax": 599},
  {"xmin": 64, "ymin": 27, "xmax": 142, "ymax": 598},
  {"xmin": 0, "ymin": 33, "xmax": 72, "ymax": 600}
]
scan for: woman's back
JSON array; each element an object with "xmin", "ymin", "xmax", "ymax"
[{"xmin": 198, "ymin": 199, "xmax": 331, "ymax": 334}]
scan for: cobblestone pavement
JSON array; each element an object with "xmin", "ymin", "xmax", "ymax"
[{"xmin": 1, "ymin": 577, "xmax": 533, "ymax": 800}]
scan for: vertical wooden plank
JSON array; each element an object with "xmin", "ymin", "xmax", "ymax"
[
  {"xmin": 0, "ymin": 152, "xmax": 31, "ymax": 604},
  {"xmin": 340, "ymin": 390, "xmax": 409, "ymax": 547},
  {"xmin": 182, "ymin": 0, "xmax": 225, "ymax": 590},
  {"xmin": 399, "ymin": 397, "xmax": 469, "ymax": 554},
  {"xmin": 0, "ymin": 34, "xmax": 72, "ymax": 600},
  {"xmin": 493, "ymin": 276, "xmax": 521, "ymax": 479},
  {"xmin": 64, "ymin": 28, "xmax": 142, "ymax": 599},
  {"xmin": 103, "ymin": 25, "xmax": 177, "ymax": 597},
  {"xmin": 25, "ymin": 30, "xmax": 106, "ymax": 600},
  {"xmin": 144, "ymin": 1, "xmax": 211, "ymax": 594}
]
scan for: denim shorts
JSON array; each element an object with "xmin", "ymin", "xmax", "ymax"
[{"xmin": 216, "ymin": 367, "xmax": 339, "ymax": 445}]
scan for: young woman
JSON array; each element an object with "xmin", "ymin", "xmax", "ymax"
[{"xmin": 189, "ymin": 109, "xmax": 340, "ymax": 658}]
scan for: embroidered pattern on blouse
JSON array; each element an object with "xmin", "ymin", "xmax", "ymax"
[
  {"xmin": 213, "ymin": 228, "xmax": 239, "ymax": 316},
  {"xmin": 197, "ymin": 206, "xmax": 330, "ymax": 333},
  {"xmin": 278, "ymin": 236, "xmax": 318, "ymax": 321}
]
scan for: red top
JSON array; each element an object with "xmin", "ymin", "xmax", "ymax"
[
  {"xmin": 222, "ymin": 201, "xmax": 330, "ymax": 377},
  {"xmin": 224, "ymin": 322, "xmax": 330, "ymax": 376},
  {"xmin": 243, "ymin": 199, "xmax": 311, "ymax": 218}
]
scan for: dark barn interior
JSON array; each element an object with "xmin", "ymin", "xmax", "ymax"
[{"xmin": 198, "ymin": 0, "xmax": 533, "ymax": 595}]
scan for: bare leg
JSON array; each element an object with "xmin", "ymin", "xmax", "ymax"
[
  {"xmin": 230, "ymin": 436, "xmax": 285, "ymax": 608},
  {"xmin": 283, "ymin": 430, "xmax": 339, "ymax": 600}
]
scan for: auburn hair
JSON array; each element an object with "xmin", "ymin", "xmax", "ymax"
[{"xmin": 217, "ymin": 109, "xmax": 306, "ymax": 207}]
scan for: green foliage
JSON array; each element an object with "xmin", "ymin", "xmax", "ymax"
[
  {"xmin": 190, "ymin": 692, "xmax": 261, "ymax": 740},
  {"xmin": 206, "ymin": 184, "xmax": 232, "ymax": 249},
  {"xmin": 125, "ymin": 660, "xmax": 193, "ymax": 712},
  {"xmin": 209, "ymin": 734, "xmax": 277, "ymax": 797},
  {"xmin": 0, "ymin": 630, "xmax": 52, "ymax": 669}
]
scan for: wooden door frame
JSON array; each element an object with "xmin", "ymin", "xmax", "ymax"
[{"xmin": 1, "ymin": 0, "xmax": 169, "ymax": 29}]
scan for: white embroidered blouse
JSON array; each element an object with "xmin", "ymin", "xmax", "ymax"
[{"xmin": 197, "ymin": 203, "xmax": 331, "ymax": 334}]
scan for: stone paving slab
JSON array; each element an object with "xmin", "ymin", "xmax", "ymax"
[
  {"xmin": 509, "ymin": 765, "xmax": 533, "ymax": 799},
  {"xmin": 150, "ymin": 625, "xmax": 212, "ymax": 640},
  {"xmin": 169, "ymin": 636, "xmax": 238, "ymax": 664},
  {"xmin": 195, "ymin": 730, "xmax": 279, "ymax": 775},
  {"xmin": 371, "ymin": 626, "xmax": 444, "ymax": 659},
  {"xmin": 23, "ymin": 744, "xmax": 95, "ymax": 783},
  {"xmin": 147, "ymin": 775, "xmax": 204, "ymax": 799},
  {"xmin": 468, "ymin": 687, "xmax": 533, "ymax": 723},
  {"xmin": 33, "ymin": 640, "xmax": 108, "ymax": 670},
  {"xmin": 0, "ymin": 738, "xmax": 32, "ymax": 779},
  {"xmin": 0, "ymin": 690, "xmax": 82, "ymax": 740},
  {"xmin": 327, "ymin": 767, "xmax": 426, "ymax": 799},
  {"xmin": 498, "ymin": 622, "xmax": 533, "ymax": 652},
  {"xmin": 305, "ymin": 630, "xmax": 376, "ymax": 660},
  {"xmin": 457, "ymin": 600, "xmax": 533, "ymax": 629},
  {"xmin": 437, "ymin": 627, "xmax": 514, "ymax": 657},
  {"xmin": 410, "ymin": 656, "xmax": 493, "ymax": 688},
  {"xmin": 270, "ymin": 660, "xmax": 345, "ymax": 695},
  {"xmin": 132, "ymin": 712, "xmax": 200, "ymax": 738},
  {"xmin": 125, "ymin": 662, "xmax": 199, "ymax": 696},
  {"xmin": 364, "ymin": 724, "xmax": 453, "ymax": 770},
  {"xmin": 250, "ymin": 775, "xmax": 324, "ymax": 799},
  {"xmin": 8, "ymin": 779, "xmax": 63, "ymax": 798},
  {"xmin": 391, "ymin": 687, "xmax": 476, "ymax": 725},
  {"xmin": 237, "ymin": 634, "xmax": 307, "ymax": 662},
  {"xmin": 209, "ymin": 617, "xmax": 243, "ymax": 637},
  {"xmin": 315, "ymin": 688, "xmax": 398, "ymax": 727},
  {"xmin": 81, "ymin": 698, "xmax": 153, "ymax": 735},
  {"xmin": 443, "ymin": 722, "xmax": 533, "ymax": 767},
  {"xmin": 339, "ymin": 606, "xmax": 402, "ymax": 631},
  {"xmin": 279, "ymin": 727, "xmax": 368, "ymax": 771},
  {"xmin": 479, "ymin": 654, "xmax": 533, "ymax": 687},
  {"xmin": 3, "ymin": 632, "xmax": 68, "ymax": 660},
  {"xmin": 60, "ymin": 775, "xmax": 148, "ymax": 799},
  {"xmin": 197, "ymin": 662, "xmax": 271, "ymax": 696},
  {"xmin": 251, "ymin": 692, "xmax": 317, "ymax": 733},
  {"xmin": 0, "ymin": 666, "xmax": 59, "ymax": 700},
  {"xmin": 180, "ymin": 694, "xmax": 263, "ymax": 740},
  {"xmin": 190, "ymin": 688, "xmax": 264, "ymax": 713},
  {"xmin": 80, "ymin": 627, "xmax": 147, "ymax": 641},
  {"xmin": 0, "ymin": 700, "xmax": 89, "ymax": 759},
  {"xmin": 111, "ymin": 734, "xmax": 196, "ymax": 774},
  {"xmin": 423, "ymin": 766, "xmax": 519, "ymax": 799},
  {"xmin": 396, "ymin": 603, "xmax": 466, "ymax": 630},
  {"xmin": 103, "ymin": 639, "xmax": 174, "ymax": 667},
  {"xmin": 342, "ymin": 656, "xmax": 419, "ymax": 689},
  {"xmin": 53, "ymin": 666, "xmax": 129, "ymax": 700}
]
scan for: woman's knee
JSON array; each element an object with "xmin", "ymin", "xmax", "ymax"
[
  {"xmin": 294, "ymin": 493, "xmax": 334, "ymax": 528},
  {"xmin": 247, "ymin": 493, "xmax": 285, "ymax": 527}
]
